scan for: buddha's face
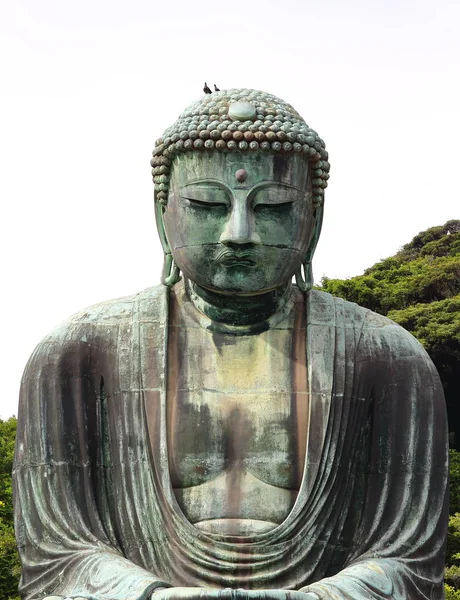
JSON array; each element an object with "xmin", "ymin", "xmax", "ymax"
[{"xmin": 162, "ymin": 151, "xmax": 316, "ymax": 295}]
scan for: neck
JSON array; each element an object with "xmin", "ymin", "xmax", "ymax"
[{"xmin": 184, "ymin": 278, "xmax": 293, "ymax": 332}]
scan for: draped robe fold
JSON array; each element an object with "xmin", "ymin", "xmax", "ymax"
[{"xmin": 13, "ymin": 286, "xmax": 448, "ymax": 600}]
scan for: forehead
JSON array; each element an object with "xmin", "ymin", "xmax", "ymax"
[{"xmin": 170, "ymin": 152, "xmax": 310, "ymax": 190}]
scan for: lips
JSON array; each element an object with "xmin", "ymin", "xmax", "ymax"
[
  {"xmin": 215, "ymin": 249, "xmax": 256, "ymax": 266},
  {"xmin": 221, "ymin": 258, "xmax": 255, "ymax": 267}
]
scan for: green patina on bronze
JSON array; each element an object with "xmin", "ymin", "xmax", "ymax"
[
  {"xmin": 13, "ymin": 88, "xmax": 448, "ymax": 600},
  {"xmin": 157, "ymin": 151, "xmax": 322, "ymax": 329}
]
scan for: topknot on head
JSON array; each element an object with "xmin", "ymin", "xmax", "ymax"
[{"xmin": 151, "ymin": 89, "xmax": 330, "ymax": 207}]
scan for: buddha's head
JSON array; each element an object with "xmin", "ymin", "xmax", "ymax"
[{"xmin": 151, "ymin": 89, "xmax": 329, "ymax": 295}]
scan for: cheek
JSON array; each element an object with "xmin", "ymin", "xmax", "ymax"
[
  {"xmin": 294, "ymin": 211, "xmax": 315, "ymax": 254},
  {"xmin": 163, "ymin": 203, "xmax": 226, "ymax": 250},
  {"xmin": 173, "ymin": 246, "xmax": 218, "ymax": 280},
  {"xmin": 256, "ymin": 209, "xmax": 313, "ymax": 252}
]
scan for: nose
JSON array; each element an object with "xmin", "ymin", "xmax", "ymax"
[{"xmin": 219, "ymin": 202, "xmax": 261, "ymax": 247}]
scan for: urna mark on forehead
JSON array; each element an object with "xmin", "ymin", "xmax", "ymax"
[{"xmin": 151, "ymin": 88, "xmax": 329, "ymax": 206}]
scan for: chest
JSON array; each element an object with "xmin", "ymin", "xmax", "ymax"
[{"xmin": 167, "ymin": 319, "xmax": 308, "ymax": 491}]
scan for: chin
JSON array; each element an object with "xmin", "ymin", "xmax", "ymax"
[
  {"xmin": 213, "ymin": 268, "xmax": 269, "ymax": 295},
  {"xmin": 197, "ymin": 276, "xmax": 289, "ymax": 297}
]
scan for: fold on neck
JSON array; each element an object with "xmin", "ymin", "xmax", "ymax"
[{"xmin": 184, "ymin": 278, "xmax": 295, "ymax": 335}]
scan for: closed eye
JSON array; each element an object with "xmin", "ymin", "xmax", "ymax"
[
  {"xmin": 253, "ymin": 201, "xmax": 294, "ymax": 212},
  {"xmin": 184, "ymin": 197, "xmax": 229, "ymax": 208},
  {"xmin": 251, "ymin": 184, "xmax": 303, "ymax": 211},
  {"xmin": 180, "ymin": 184, "xmax": 230, "ymax": 208}
]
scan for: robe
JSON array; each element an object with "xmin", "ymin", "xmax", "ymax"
[{"xmin": 13, "ymin": 285, "xmax": 448, "ymax": 600}]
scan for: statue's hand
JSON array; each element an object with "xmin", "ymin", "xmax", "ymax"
[
  {"xmin": 151, "ymin": 589, "xmax": 224, "ymax": 600},
  {"xmin": 41, "ymin": 587, "xmax": 319, "ymax": 600},
  {"xmin": 240, "ymin": 591, "xmax": 319, "ymax": 600},
  {"xmin": 151, "ymin": 589, "xmax": 319, "ymax": 600},
  {"xmin": 42, "ymin": 596, "xmax": 66, "ymax": 600},
  {"xmin": 42, "ymin": 596, "xmax": 90, "ymax": 600}
]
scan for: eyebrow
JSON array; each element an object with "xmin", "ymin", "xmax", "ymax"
[
  {"xmin": 250, "ymin": 181, "xmax": 306, "ymax": 194},
  {"xmin": 180, "ymin": 179, "xmax": 230, "ymax": 188},
  {"xmin": 180, "ymin": 179, "xmax": 306, "ymax": 194}
]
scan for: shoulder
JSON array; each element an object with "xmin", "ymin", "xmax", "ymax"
[
  {"xmin": 23, "ymin": 285, "xmax": 168, "ymax": 374},
  {"xmin": 309, "ymin": 289, "xmax": 430, "ymax": 361},
  {"xmin": 309, "ymin": 290, "xmax": 443, "ymax": 403},
  {"xmin": 46, "ymin": 284, "xmax": 166, "ymax": 338}
]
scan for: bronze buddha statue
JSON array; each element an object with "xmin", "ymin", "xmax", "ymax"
[{"xmin": 13, "ymin": 89, "xmax": 448, "ymax": 600}]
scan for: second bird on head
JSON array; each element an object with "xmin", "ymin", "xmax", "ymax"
[
  {"xmin": 203, "ymin": 82, "xmax": 212, "ymax": 94},
  {"xmin": 214, "ymin": 84, "xmax": 220, "ymax": 92}
]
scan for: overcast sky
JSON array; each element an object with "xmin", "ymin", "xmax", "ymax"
[{"xmin": 1, "ymin": 0, "xmax": 459, "ymax": 418}]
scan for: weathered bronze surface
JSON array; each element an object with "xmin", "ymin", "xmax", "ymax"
[{"xmin": 13, "ymin": 89, "xmax": 448, "ymax": 600}]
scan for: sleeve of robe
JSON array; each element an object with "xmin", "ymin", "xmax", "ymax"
[
  {"xmin": 300, "ymin": 309, "xmax": 448, "ymax": 600},
  {"xmin": 13, "ymin": 302, "xmax": 171, "ymax": 600}
]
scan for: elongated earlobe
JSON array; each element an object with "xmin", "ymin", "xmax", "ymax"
[
  {"xmin": 155, "ymin": 194, "xmax": 181, "ymax": 287},
  {"xmin": 295, "ymin": 262, "xmax": 313, "ymax": 292},
  {"xmin": 161, "ymin": 254, "xmax": 181, "ymax": 287}
]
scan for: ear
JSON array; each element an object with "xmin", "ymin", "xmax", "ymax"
[
  {"xmin": 155, "ymin": 194, "xmax": 181, "ymax": 286},
  {"xmin": 154, "ymin": 194, "xmax": 172, "ymax": 256},
  {"xmin": 295, "ymin": 203, "xmax": 324, "ymax": 292},
  {"xmin": 305, "ymin": 203, "xmax": 324, "ymax": 264}
]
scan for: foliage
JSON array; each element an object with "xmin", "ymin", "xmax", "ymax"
[
  {"xmin": 450, "ymin": 450, "xmax": 460, "ymax": 517},
  {"xmin": 387, "ymin": 297, "xmax": 460, "ymax": 352},
  {"xmin": 446, "ymin": 512, "xmax": 460, "ymax": 597},
  {"xmin": 0, "ymin": 520, "xmax": 20, "ymax": 600},
  {"xmin": 0, "ymin": 417, "xmax": 20, "ymax": 599},
  {"xmin": 320, "ymin": 220, "xmax": 460, "ymax": 315},
  {"xmin": 436, "ymin": 452, "xmax": 460, "ymax": 596},
  {"xmin": 445, "ymin": 583, "xmax": 460, "ymax": 600}
]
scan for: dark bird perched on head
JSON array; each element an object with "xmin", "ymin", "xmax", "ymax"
[
  {"xmin": 214, "ymin": 84, "xmax": 220, "ymax": 92},
  {"xmin": 203, "ymin": 82, "xmax": 212, "ymax": 94}
]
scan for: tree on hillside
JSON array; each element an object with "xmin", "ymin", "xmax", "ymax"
[
  {"xmin": 0, "ymin": 417, "xmax": 20, "ymax": 599},
  {"xmin": 320, "ymin": 219, "xmax": 460, "ymax": 447}
]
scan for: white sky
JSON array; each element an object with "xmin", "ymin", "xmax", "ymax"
[{"xmin": 1, "ymin": 0, "xmax": 459, "ymax": 418}]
